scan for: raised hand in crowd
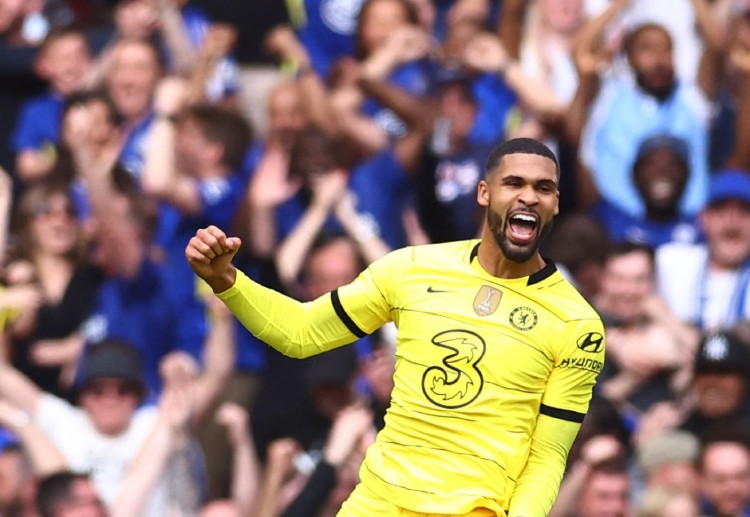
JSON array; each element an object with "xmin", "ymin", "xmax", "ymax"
[
  {"xmin": 216, "ymin": 402, "xmax": 260, "ymax": 517},
  {"xmin": 0, "ymin": 398, "xmax": 67, "ymax": 476},
  {"xmin": 275, "ymin": 169, "xmax": 348, "ymax": 288},
  {"xmin": 548, "ymin": 434, "xmax": 626, "ymax": 517},
  {"xmin": 253, "ymin": 437, "xmax": 305, "ymax": 517}
]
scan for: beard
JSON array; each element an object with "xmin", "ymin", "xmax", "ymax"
[
  {"xmin": 635, "ymin": 69, "xmax": 676, "ymax": 102},
  {"xmin": 487, "ymin": 208, "xmax": 554, "ymax": 263}
]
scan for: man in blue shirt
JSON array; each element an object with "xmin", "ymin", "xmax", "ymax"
[{"xmin": 12, "ymin": 26, "xmax": 91, "ymax": 183}]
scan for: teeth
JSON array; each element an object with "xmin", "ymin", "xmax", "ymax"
[{"xmin": 511, "ymin": 214, "xmax": 537, "ymax": 223}]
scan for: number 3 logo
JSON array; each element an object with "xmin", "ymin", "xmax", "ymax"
[{"xmin": 422, "ymin": 330, "xmax": 486, "ymax": 408}]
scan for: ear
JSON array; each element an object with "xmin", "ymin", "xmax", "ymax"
[{"xmin": 477, "ymin": 180, "xmax": 489, "ymax": 207}]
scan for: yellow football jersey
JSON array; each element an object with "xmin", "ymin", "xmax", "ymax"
[
  {"xmin": 217, "ymin": 240, "xmax": 605, "ymax": 516},
  {"xmin": 336, "ymin": 240, "xmax": 604, "ymax": 514}
]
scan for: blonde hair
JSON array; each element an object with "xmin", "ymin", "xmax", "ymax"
[{"xmin": 637, "ymin": 486, "xmax": 697, "ymax": 517}]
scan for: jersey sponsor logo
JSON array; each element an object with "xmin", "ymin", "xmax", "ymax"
[
  {"xmin": 422, "ymin": 330, "xmax": 486, "ymax": 408},
  {"xmin": 509, "ymin": 307, "xmax": 538, "ymax": 330},
  {"xmin": 473, "ymin": 285, "xmax": 502, "ymax": 316},
  {"xmin": 576, "ymin": 332, "xmax": 604, "ymax": 353},
  {"xmin": 559, "ymin": 356, "xmax": 604, "ymax": 373},
  {"xmin": 427, "ymin": 286, "xmax": 450, "ymax": 293}
]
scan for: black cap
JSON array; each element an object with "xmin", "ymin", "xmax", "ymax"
[
  {"xmin": 695, "ymin": 332, "xmax": 750, "ymax": 376},
  {"xmin": 79, "ymin": 340, "xmax": 147, "ymax": 392},
  {"xmin": 634, "ymin": 134, "xmax": 689, "ymax": 166}
]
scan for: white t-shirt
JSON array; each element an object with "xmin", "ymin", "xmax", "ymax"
[
  {"xmin": 656, "ymin": 243, "xmax": 750, "ymax": 331},
  {"xmin": 34, "ymin": 395, "xmax": 168, "ymax": 516}
]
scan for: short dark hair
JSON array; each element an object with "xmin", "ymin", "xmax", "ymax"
[
  {"xmin": 64, "ymin": 89, "xmax": 120, "ymax": 126},
  {"xmin": 605, "ymin": 241, "xmax": 655, "ymax": 264},
  {"xmin": 36, "ymin": 472, "xmax": 90, "ymax": 517},
  {"xmin": 183, "ymin": 104, "xmax": 252, "ymax": 172},
  {"xmin": 623, "ymin": 23, "xmax": 672, "ymax": 58},
  {"xmin": 39, "ymin": 25, "xmax": 89, "ymax": 57},
  {"xmin": 485, "ymin": 138, "xmax": 560, "ymax": 179}
]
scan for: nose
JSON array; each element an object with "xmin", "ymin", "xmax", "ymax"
[{"xmin": 517, "ymin": 185, "xmax": 539, "ymax": 206}]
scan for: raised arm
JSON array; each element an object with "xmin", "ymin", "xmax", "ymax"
[
  {"xmin": 0, "ymin": 168, "xmax": 12, "ymax": 265},
  {"xmin": 0, "ymin": 360, "xmax": 43, "ymax": 416},
  {"xmin": 110, "ymin": 384, "xmax": 192, "ymax": 517},
  {"xmin": 0, "ymin": 399, "xmax": 68, "ymax": 476},
  {"xmin": 274, "ymin": 170, "xmax": 348, "ymax": 288},
  {"xmin": 141, "ymin": 77, "xmax": 202, "ymax": 214},
  {"xmin": 154, "ymin": 0, "xmax": 196, "ymax": 76},
  {"xmin": 68, "ymin": 106, "xmax": 142, "ymax": 279},
  {"xmin": 246, "ymin": 146, "xmax": 299, "ymax": 259},
  {"xmin": 265, "ymin": 26, "xmax": 340, "ymax": 136},
  {"xmin": 186, "ymin": 225, "xmax": 382, "ymax": 358},
  {"xmin": 497, "ymin": 0, "xmax": 528, "ymax": 60},
  {"xmin": 462, "ymin": 32, "xmax": 566, "ymax": 126},
  {"xmin": 188, "ymin": 294, "xmax": 236, "ymax": 427},
  {"xmin": 694, "ymin": 0, "xmax": 729, "ymax": 99},
  {"xmin": 724, "ymin": 41, "xmax": 750, "ymax": 170},
  {"xmin": 216, "ymin": 403, "xmax": 260, "ymax": 516}
]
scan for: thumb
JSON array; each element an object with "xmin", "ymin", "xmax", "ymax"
[{"xmin": 223, "ymin": 236, "xmax": 242, "ymax": 252}]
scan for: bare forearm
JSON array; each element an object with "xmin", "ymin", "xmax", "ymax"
[
  {"xmin": 6, "ymin": 413, "xmax": 68, "ymax": 475},
  {"xmin": 547, "ymin": 461, "xmax": 592, "ymax": 517},
  {"xmin": 231, "ymin": 437, "xmax": 260, "ymax": 516},
  {"xmin": 158, "ymin": 4, "xmax": 196, "ymax": 76},
  {"xmin": 498, "ymin": 0, "xmax": 527, "ymax": 59},
  {"xmin": 563, "ymin": 75, "xmax": 599, "ymax": 147},
  {"xmin": 247, "ymin": 204, "xmax": 279, "ymax": 259},
  {"xmin": 190, "ymin": 316, "xmax": 235, "ymax": 426},
  {"xmin": 111, "ymin": 422, "xmax": 177, "ymax": 517},
  {"xmin": 142, "ymin": 117, "xmax": 178, "ymax": 197},
  {"xmin": 275, "ymin": 203, "xmax": 331, "ymax": 286}
]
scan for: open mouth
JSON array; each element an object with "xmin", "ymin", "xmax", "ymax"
[{"xmin": 507, "ymin": 212, "xmax": 538, "ymax": 245}]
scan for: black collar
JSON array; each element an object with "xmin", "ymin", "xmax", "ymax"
[{"xmin": 469, "ymin": 242, "xmax": 557, "ymax": 285}]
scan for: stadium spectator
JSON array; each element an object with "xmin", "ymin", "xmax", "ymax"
[
  {"xmin": 104, "ymin": 38, "xmax": 162, "ymax": 179},
  {"xmin": 697, "ymin": 429, "xmax": 750, "ymax": 517},
  {"xmin": 0, "ymin": 288, "xmax": 234, "ymax": 516},
  {"xmin": 0, "ymin": 441, "xmax": 35, "ymax": 517},
  {"xmin": 549, "ymin": 437, "xmax": 631, "ymax": 517},
  {"xmin": 680, "ymin": 331, "xmax": 750, "ymax": 437},
  {"xmin": 11, "ymin": 26, "xmax": 92, "ymax": 184},
  {"xmin": 35, "ymin": 471, "xmax": 106, "ymax": 517},
  {"xmin": 656, "ymin": 170, "xmax": 750, "ymax": 331},
  {"xmin": 591, "ymin": 134, "xmax": 700, "ymax": 247},
  {"xmin": 572, "ymin": 0, "xmax": 716, "ymax": 217},
  {"xmin": 635, "ymin": 429, "xmax": 700, "ymax": 496},
  {"xmin": 595, "ymin": 242, "xmax": 699, "ymax": 417},
  {"xmin": 636, "ymin": 486, "xmax": 701, "ymax": 517},
  {"xmin": 6, "ymin": 181, "xmax": 101, "ymax": 400}
]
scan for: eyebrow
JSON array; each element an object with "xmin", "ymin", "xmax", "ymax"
[{"xmin": 501, "ymin": 175, "xmax": 558, "ymax": 188}]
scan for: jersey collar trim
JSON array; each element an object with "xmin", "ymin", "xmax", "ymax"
[{"xmin": 469, "ymin": 243, "xmax": 557, "ymax": 286}]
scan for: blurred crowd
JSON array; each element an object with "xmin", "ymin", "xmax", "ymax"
[{"xmin": 0, "ymin": 0, "xmax": 749, "ymax": 516}]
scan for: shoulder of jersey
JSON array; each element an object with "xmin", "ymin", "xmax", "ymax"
[
  {"xmin": 406, "ymin": 240, "xmax": 478, "ymax": 265},
  {"xmin": 539, "ymin": 273, "xmax": 601, "ymax": 323}
]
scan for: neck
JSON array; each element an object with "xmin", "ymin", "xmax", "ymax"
[
  {"xmin": 645, "ymin": 205, "xmax": 679, "ymax": 222},
  {"xmin": 708, "ymin": 256, "xmax": 742, "ymax": 273},
  {"xmin": 476, "ymin": 238, "xmax": 546, "ymax": 279}
]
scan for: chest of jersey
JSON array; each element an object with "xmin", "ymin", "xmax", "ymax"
[{"xmin": 389, "ymin": 273, "xmax": 564, "ymax": 412}]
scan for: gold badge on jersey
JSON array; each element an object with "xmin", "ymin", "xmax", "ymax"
[
  {"xmin": 509, "ymin": 307, "xmax": 538, "ymax": 331},
  {"xmin": 473, "ymin": 285, "xmax": 502, "ymax": 316}
]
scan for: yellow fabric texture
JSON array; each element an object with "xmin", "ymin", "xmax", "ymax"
[{"xmin": 217, "ymin": 240, "xmax": 605, "ymax": 516}]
